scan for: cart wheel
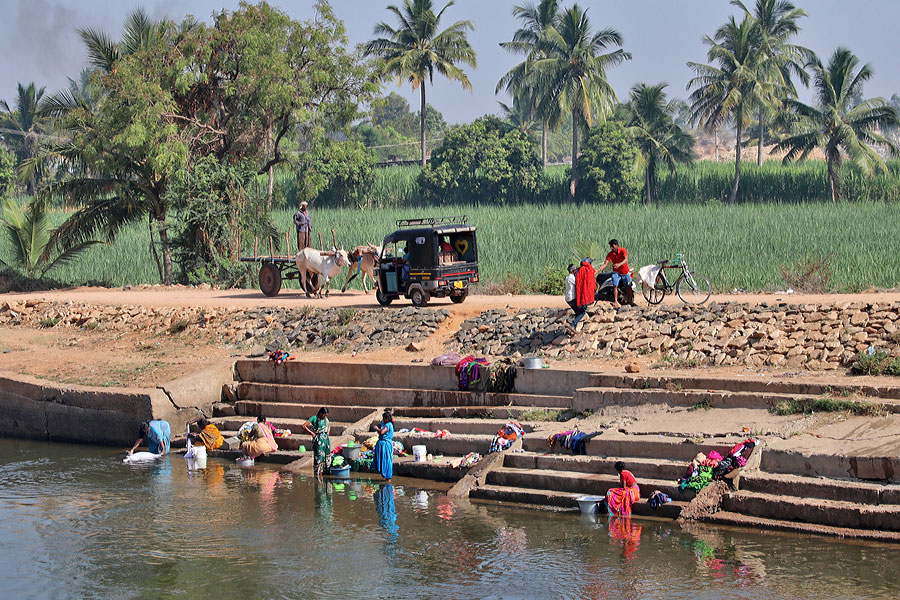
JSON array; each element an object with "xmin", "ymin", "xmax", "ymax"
[
  {"xmin": 375, "ymin": 289, "xmax": 393, "ymax": 306},
  {"xmin": 259, "ymin": 263, "xmax": 282, "ymax": 297},
  {"xmin": 410, "ymin": 288, "xmax": 429, "ymax": 307},
  {"xmin": 450, "ymin": 289, "xmax": 468, "ymax": 304}
]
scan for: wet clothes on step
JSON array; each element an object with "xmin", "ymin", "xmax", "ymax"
[
  {"xmin": 456, "ymin": 356, "xmax": 490, "ymax": 390},
  {"xmin": 489, "ymin": 422, "xmax": 525, "ymax": 454},
  {"xmin": 648, "ymin": 491, "xmax": 672, "ymax": 509}
]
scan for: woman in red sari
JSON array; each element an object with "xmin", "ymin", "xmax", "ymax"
[{"xmin": 606, "ymin": 461, "xmax": 640, "ymax": 516}]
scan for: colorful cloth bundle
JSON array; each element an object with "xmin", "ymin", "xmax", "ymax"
[
  {"xmin": 268, "ymin": 350, "xmax": 292, "ymax": 365},
  {"xmin": 456, "ymin": 356, "xmax": 490, "ymax": 390},
  {"xmin": 489, "ymin": 422, "xmax": 525, "ymax": 454},
  {"xmin": 452, "ymin": 452, "xmax": 481, "ymax": 469},
  {"xmin": 648, "ymin": 491, "xmax": 672, "ymax": 509}
]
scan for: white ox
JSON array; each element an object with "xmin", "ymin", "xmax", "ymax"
[
  {"xmin": 341, "ymin": 244, "xmax": 381, "ymax": 293},
  {"xmin": 296, "ymin": 247, "xmax": 350, "ymax": 298}
]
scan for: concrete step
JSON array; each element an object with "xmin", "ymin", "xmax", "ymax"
[
  {"xmin": 234, "ymin": 401, "xmax": 376, "ymax": 422},
  {"xmin": 356, "ymin": 432, "xmax": 495, "ymax": 457},
  {"xmin": 237, "ymin": 382, "xmax": 572, "ymax": 409},
  {"xmin": 573, "ymin": 386, "xmax": 900, "ymax": 414},
  {"xmin": 216, "ymin": 417, "xmax": 351, "ymax": 437},
  {"xmin": 588, "ymin": 373, "xmax": 900, "ymax": 401},
  {"xmin": 503, "ymin": 452, "xmax": 689, "ymax": 481},
  {"xmin": 218, "ymin": 430, "xmax": 341, "ymax": 453},
  {"xmin": 390, "ymin": 418, "xmax": 536, "ymax": 436},
  {"xmin": 700, "ymin": 510, "xmax": 900, "ymax": 543},
  {"xmin": 207, "ymin": 448, "xmax": 307, "ymax": 465},
  {"xmin": 520, "ymin": 432, "xmax": 750, "ymax": 462},
  {"xmin": 235, "ymin": 359, "xmax": 460, "ymax": 391},
  {"xmin": 390, "ymin": 406, "xmax": 567, "ymax": 420},
  {"xmin": 721, "ymin": 490, "xmax": 900, "ymax": 531},
  {"xmin": 741, "ymin": 472, "xmax": 900, "ymax": 505},
  {"xmin": 469, "ymin": 484, "xmax": 684, "ymax": 519},
  {"xmin": 485, "ymin": 467, "xmax": 691, "ymax": 502}
]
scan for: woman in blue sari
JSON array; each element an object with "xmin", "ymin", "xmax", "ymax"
[
  {"xmin": 371, "ymin": 411, "xmax": 394, "ymax": 481},
  {"xmin": 130, "ymin": 420, "xmax": 171, "ymax": 455}
]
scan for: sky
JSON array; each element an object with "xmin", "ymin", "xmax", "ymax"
[{"xmin": 3, "ymin": 0, "xmax": 900, "ymax": 124}]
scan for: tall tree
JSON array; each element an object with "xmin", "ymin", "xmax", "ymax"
[
  {"xmin": 77, "ymin": 7, "xmax": 158, "ymax": 74},
  {"xmin": 772, "ymin": 48, "xmax": 899, "ymax": 202},
  {"xmin": 497, "ymin": 92, "xmax": 539, "ymax": 140},
  {"xmin": 688, "ymin": 15, "xmax": 766, "ymax": 203},
  {"xmin": 532, "ymin": 4, "xmax": 630, "ymax": 200},
  {"xmin": 617, "ymin": 83, "xmax": 695, "ymax": 205},
  {"xmin": 733, "ymin": 0, "xmax": 810, "ymax": 165},
  {"xmin": 364, "ymin": 0, "xmax": 476, "ymax": 167},
  {"xmin": 0, "ymin": 82, "xmax": 47, "ymax": 194},
  {"xmin": 496, "ymin": 0, "xmax": 560, "ymax": 168}
]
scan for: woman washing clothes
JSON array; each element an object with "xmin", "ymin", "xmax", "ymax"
[
  {"xmin": 130, "ymin": 420, "xmax": 171, "ymax": 455},
  {"xmin": 606, "ymin": 461, "xmax": 640, "ymax": 516},
  {"xmin": 189, "ymin": 417, "xmax": 224, "ymax": 451},
  {"xmin": 302, "ymin": 408, "xmax": 331, "ymax": 477},
  {"xmin": 239, "ymin": 415, "xmax": 278, "ymax": 460},
  {"xmin": 371, "ymin": 410, "xmax": 394, "ymax": 481}
]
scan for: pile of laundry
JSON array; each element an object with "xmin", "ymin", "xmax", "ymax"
[
  {"xmin": 451, "ymin": 452, "xmax": 481, "ymax": 469},
  {"xmin": 396, "ymin": 427, "xmax": 451, "ymax": 438},
  {"xmin": 547, "ymin": 428, "xmax": 603, "ymax": 455},
  {"xmin": 267, "ymin": 350, "xmax": 293, "ymax": 365},
  {"xmin": 456, "ymin": 356, "xmax": 490, "ymax": 390},
  {"xmin": 678, "ymin": 438, "xmax": 759, "ymax": 492},
  {"xmin": 489, "ymin": 422, "xmax": 525, "ymax": 454},
  {"xmin": 430, "ymin": 352, "xmax": 517, "ymax": 393},
  {"xmin": 648, "ymin": 490, "xmax": 672, "ymax": 509}
]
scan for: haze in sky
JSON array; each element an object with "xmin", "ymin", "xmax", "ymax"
[{"xmin": 3, "ymin": 0, "xmax": 899, "ymax": 124}]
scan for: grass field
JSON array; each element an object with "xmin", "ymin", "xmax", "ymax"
[{"xmin": 17, "ymin": 202, "xmax": 899, "ymax": 293}]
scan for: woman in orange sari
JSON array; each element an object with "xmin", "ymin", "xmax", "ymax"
[
  {"xmin": 189, "ymin": 418, "xmax": 224, "ymax": 451},
  {"xmin": 239, "ymin": 416, "xmax": 278, "ymax": 459},
  {"xmin": 606, "ymin": 461, "xmax": 640, "ymax": 516}
]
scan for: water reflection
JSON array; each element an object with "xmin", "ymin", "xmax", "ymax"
[{"xmin": 2, "ymin": 440, "xmax": 900, "ymax": 599}]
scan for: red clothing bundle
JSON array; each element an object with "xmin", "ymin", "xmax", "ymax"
[{"xmin": 575, "ymin": 259, "xmax": 596, "ymax": 306}]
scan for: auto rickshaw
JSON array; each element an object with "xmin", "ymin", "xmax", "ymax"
[{"xmin": 375, "ymin": 216, "xmax": 479, "ymax": 307}]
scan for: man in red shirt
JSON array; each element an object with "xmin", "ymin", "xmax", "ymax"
[{"xmin": 597, "ymin": 238, "xmax": 631, "ymax": 307}]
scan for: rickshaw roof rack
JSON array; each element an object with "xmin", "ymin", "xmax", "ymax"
[{"xmin": 396, "ymin": 215, "xmax": 468, "ymax": 228}]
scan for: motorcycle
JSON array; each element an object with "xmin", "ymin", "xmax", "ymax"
[{"xmin": 595, "ymin": 271, "xmax": 638, "ymax": 305}]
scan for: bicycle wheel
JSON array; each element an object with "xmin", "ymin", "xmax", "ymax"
[
  {"xmin": 676, "ymin": 272, "xmax": 711, "ymax": 305},
  {"xmin": 642, "ymin": 271, "xmax": 666, "ymax": 305}
]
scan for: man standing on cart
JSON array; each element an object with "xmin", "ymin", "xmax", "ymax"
[
  {"xmin": 597, "ymin": 239, "xmax": 630, "ymax": 307},
  {"xmin": 293, "ymin": 201, "xmax": 311, "ymax": 250}
]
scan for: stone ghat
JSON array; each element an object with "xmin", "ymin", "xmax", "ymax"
[
  {"xmin": 455, "ymin": 301, "xmax": 900, "ymax": 369},
  {"xmin": 0, "ymin": 300, "xmax": 448, "ymax": 354}
]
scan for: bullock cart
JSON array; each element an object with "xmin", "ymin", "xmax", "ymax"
[{"xmin": 239, "ymin": 255, "xmax": 320, "ymax": 297}]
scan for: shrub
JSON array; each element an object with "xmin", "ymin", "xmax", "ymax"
[
  {"xmin": 532, "ymin": 265, "xmax": 566, "ymax": 296},
  {"xmin": 575, "ymin": 121, "xmax": 642, "ymax": 203},
  {"xmin": 779, "ymin": 251, "xmax": 835, "ymax": 293},
  {"xmin": 851, "ymin": 350, "xmax": 900, "ymax": 376}
]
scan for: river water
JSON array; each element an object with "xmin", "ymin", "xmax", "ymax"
[{"xmin": 1, "ymin": 438, "xmax": 898, "ymax": 599}]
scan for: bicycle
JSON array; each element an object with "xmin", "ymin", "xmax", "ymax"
[{"xmin": 642, "ymin": 253, "xmax": 711, "ymax": 305}]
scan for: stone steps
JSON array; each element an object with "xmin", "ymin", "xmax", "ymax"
[
  {"xmin": 701, "ymin": 510, "xmax": 900, "ymax": 542},
  {"xmin": 486, "ymin": 467, "xmax": 690, "ymax": 502},
  {"xmin": 235, "ymin": 359, "xmax": 460, "ymax": 390},
  {"xmin": 216, "ymin": 417, "xmax": 351, "ymax": 437},
  {"xmin": 520, "ymin": 432, "xmax": 748, "ymax": 462},
  {"xmin": 233, "ymin": 401, "xmax": 376, "ymax": 423},
  {"xmin": 217, "ymin": 429, "xmax": 341, "ymax": 453},
  {"xmin": 469, "ymin": 484, "xmax": 684, "ymax": 519},
  {"xmin": 356, "ymin": 432, "xmax": 496, "ymax": 457},
  {"xmin": 389, "ymin": 406, "xmax": 562, "ymax": 419},
  {"xmin": 390, "ymin": 418, "xmax": 535, "ymax": 436},
  {"xmin": 721, "ymin": 490, "xmax": 900, "ymax": 531},
  {"xmin": 741, "ymin": 472, "xmax": 900, "ymax": 505},
  {"xmin": 237, "ymin": 382, "xmax": 572, "ymax": 408},
  {"xmin": 503, "ymin": 452, "xmax": 688, "ymax": 481}
]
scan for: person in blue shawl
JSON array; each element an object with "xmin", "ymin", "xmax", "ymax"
[
  {"xmin": 130, "ymin": 420, "xmax": 171, "ymax": 455},
  {"xmin": 371, "ymin": 410, "xmax": 394, "ymax": 481}
]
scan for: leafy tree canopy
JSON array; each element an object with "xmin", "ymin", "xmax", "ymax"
[{"xmin": 575, "ymin": 120, "xmax": 642, "ymax": 203}]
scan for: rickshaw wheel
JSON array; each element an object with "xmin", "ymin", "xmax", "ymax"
[
  {"xmin": 259, "ymin": 263, "xmax": 282, "ymax": 297},
  {"xmin": 410, "ymin": 288, "xmax": 429, "ymax": 307},
  {"xmin": 375, "ymin": 289, "xmax": 393, "ymax": 306},
  {"xmin": 450, "ymin": 290, "xmax": 468, "ymax": 304}
]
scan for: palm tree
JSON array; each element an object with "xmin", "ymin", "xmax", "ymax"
[
  {"xmin": 688, "ymin": 15, "xmax": 766, "ymax": 203},
  {"xmin": 532, "ymin": 4, "xmax": 630, "ymax": 200},
  {"xmin": 618, "ymin": 83, "xmax": 695, "ymax": 205},
  {"xmin": 1, "ymin": 82, "xmax": 48, "ymax": 195},
  {"xmin": 364, "ymin": 0, "xmax": 476, "ymax": 167},
  {"xmin": 40, "ymin": 69, "xmax": 101, "ymax": 119},
  {"xmin": 772, "ymin": 48, "xmax": 899, "ymax": 202},
  {"xmin": 497, "ymin": 92, "xmax": 540, "ymax": 140},
  {"xmin": 733, "ymin": 0, "xmax": 811, "ymax": 165},
  {"xmin": 496, "ymin": 0, "xmax": 560, "ymax": 168},
  {"xmin": 0, "ymin": 197, "xmax": 99, "ymax": 279},
  {"xmin": 77, "ymin": 7, "xmax": 157, "ymax": 74}
]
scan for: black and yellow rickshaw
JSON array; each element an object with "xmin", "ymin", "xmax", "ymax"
[{"xmin": 375, "ymin": 216, "xmax": 479, "ymax": 307}]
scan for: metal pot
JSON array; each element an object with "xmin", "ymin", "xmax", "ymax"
[{"xmin": 523, "ymin": 356, "xmax": 543, "ymax": 369}]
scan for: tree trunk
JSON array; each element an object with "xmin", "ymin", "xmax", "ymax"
[
  {"xmin": 568, "ymin": 111, "xmax": 578, "ymax": 201},
  {"xmin": 729, "ymin": 108, "xmax": 742, "ymax": 204},
  {"xmin": 827, "ymin": 155, "xmax": 837, "ymax": 203},
  {"xmin": 420, "ymin": 84, "xmax": 427, "ymax": 167},
  {"xmin": 267, "ymin": 127, "xmax": 274, "ymax": 208},
  {"xmin": 157, "ymin": 216, "xmax": 173, "ymax": 285},
  {"xmin": 714, "ymin": 129, "xmax": 719, "ymax": 162},
  {"xmin": 757, "ymin": 106, "xmax": 764, "ymax": 166},
  {"xmin": 541, "ymin": 117, "xmax": 548, "ymax": 169},
  {"xmin": 644, "ymin": 158, "xmax": 653, "ymax": 206}
]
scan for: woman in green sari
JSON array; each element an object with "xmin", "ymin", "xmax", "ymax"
[{"xmin": 302, "ymin": 407, "xmax": 331, "ymax": 476}]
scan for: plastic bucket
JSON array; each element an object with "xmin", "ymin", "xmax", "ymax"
[
  {"xmin": 575, "ymin": 495, "xmax": 605, "ymax": 514},
  {"xmin": 342, "ymin": 445, "xmax": 361, "ymax": 461},
  {"xmin": 330, "ymin": 465, "xmax": 351, "ymax": 477},
  {"xmin": 412, "ymin": 445, "xmax": 427, "ymax": 463}
]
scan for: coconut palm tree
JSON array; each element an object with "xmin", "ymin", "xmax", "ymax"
[
  {"xmin": 0, "ymin": 196, "xmax": 99, "ymax": 279},
  {"xmin": 618, "ymin": 83, "xmax": 695, "ymax": 205},
  {"xmin": 772, "ymin": 48, "xmax": 899, "ymax": 202},
  {"xmin": 531, "ymin": 4, "xmax": 630, "ymax": 200},
  {"xmin": 77, "ymin": 7, "xmax": 157, "ymax": 74},
  {"xmin": 497, "ymin": 92, "xmax": 540, "ymax": 140},
  {"xmin": 0, "ymin": 82, "xmax": 47, "ymax": 194},
  {"xmin": 733, "ymin": 0, "xmax": 811, "ymax": 165},
  {"xmin": 364, "ymin": 0, "xmax": 476, "ymax": 167},
  {"xmin": 496, "ymin": 0, "xmax": 561, "ymax": 168},
  {"xmin": 687, "ymin": 15, "xmax": 767, "ymax": 203}
]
